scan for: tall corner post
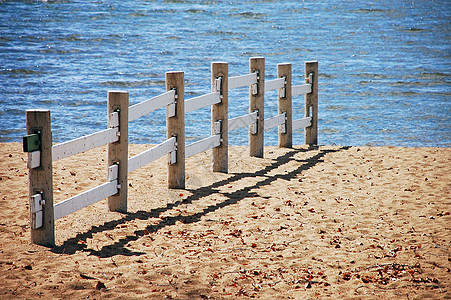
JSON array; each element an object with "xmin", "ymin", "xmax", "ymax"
[
  {"xmin": 277, "ymin": 63, "xmax": 293, "ymax": 148},
  {"xmin": 166, "ymin": 71, "xmax": 185, "ymax": 189},
  {"xmin": 211, "ymin": 62, "xmax": 228, "ymax": 173},
  {"xmin": 305, "ymin": 61, "xmax": 318, "ymax": 146},
  {"xmin": 107, "ymin": 91, "xmax": 129, "ymax": 213},
  {"xmin": 26, "ymin": 109, "xmax": 55, "ymax": 247},
  {"xmin": 249, "ymin": 57, "xmax": 265, "ymax": 158}
]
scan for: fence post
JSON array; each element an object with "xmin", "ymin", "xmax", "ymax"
[
  {"xmin": 26, "ymin": 109, "xmax": 55, "ymax": 247},
  {"xmin": 305, "ymin": 61, "xmax": 318, "ymax": 146},
  {"xmin": 107, "ymin": 91, "xmax": 129, "ymax": 212},
  {"xmin": 211, "ymin": 62, "xmax": 228, "ymax": 173},
  {"xmin": 249, "ymin": 57, "xmax": 265, "ymax": 158},
  {"xmin": 166, "ymin": 71, "xmax": 185, "ymax": 189},
  {"xmin": 277, "ymin": 63, "xmax": 292, "ymax": 148}
]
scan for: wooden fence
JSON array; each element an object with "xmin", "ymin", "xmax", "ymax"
[{"xmin": 24, "ymin": 57, "xmax": 318, "ymax": 246}]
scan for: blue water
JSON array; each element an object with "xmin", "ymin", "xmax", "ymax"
[{"xmin": 1, "ymin": 0, "xmax": 450, "ymax": 147}]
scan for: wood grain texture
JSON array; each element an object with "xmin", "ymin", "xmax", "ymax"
[
  {"xmin": 211, "ymin": 62, "xmax": 228, "ymax": 173},
  {"xmin": 166, "ymin": 71, "xmax": 185, "ymax": 189},
  {"xmin": 249, "ymin": 57, "xmax": 265, "ymax": 158},
  {"xmin": 305, "ymin": 61, "xmax": 318, "ymax": 146},
  {"xmin": 26, "ymin": 109, "xmax": 55, "ymax": 246},
  {"xmin": 107, "ymin": 91, "xmax": 129, "ymax": 212},
  {"xmin": 277, "ymin": 63, "xmax": 292, "ymax": 148}
]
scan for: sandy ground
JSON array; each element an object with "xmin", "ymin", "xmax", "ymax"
[{"xmin": 0, "ymin": 142, "xmax": 450, "ymax": 299}]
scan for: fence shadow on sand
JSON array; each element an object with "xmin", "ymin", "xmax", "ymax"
[{"xmin": 52, "ymin": 146, "xmax": 349, "ymax": 258}]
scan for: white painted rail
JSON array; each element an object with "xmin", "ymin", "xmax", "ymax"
[
  {"xmin": 128, "ymin": 90, "xmax": 176, "ymax": 122},
  {"xmin": 265, "ymin": 78, "xmax": 285, "ymax": 92},
  {"xmin": 228, "ymin": 73, "xmax": 258, "ymax": 90},
  {"xmin": 185, "ymin": 92, "xmax": 221, "ymax": 113},
  {"xmin": 264, "ymin": 113, "xmax": 286, "ymax": 131},
  {"xmin": 228, "ymin": 112, "xmax": 258, "ymax": 131},
  {"xmin": 52, "ymin": 127, "xmax": 119, "ymax": 162},
  {"xmin": 54, "ymin": 181, "xmax": 118, "ymax": 220},
  {"xmin": 185, "ymin": 135, "xmax": 221, "ymax": 158},
  {"xmin": 292, "ymin": 83, "xmax": 311, "ymax": 96},
  {"xmin": 293, "ymin": 117, "xmax": 312, "ymax": 130},
  {"xmin": 128, "ymin": 137, "xmax": 177, "ymax": 173}
]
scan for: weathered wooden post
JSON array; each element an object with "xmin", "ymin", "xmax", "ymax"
[
  {"xmin": 277, "ymin": 63, "xmax": 293, "ymax": 148},
  {"xmin": 26, "ymin": 109, "xmax": 55, "ymax": 247},
  {"xmin": 107, "ymin": 91, "xmax": 129, "ymax": 212},
  {"xmin": 249, "ymin": 57, "xmax": 265, "ymax": 158},
  {"xmin": 166, "ymin": 71, "xmax": 185, "ymax": 189},
  {"xmin": 305, "ymin": 61, "xmax": 318, "ymax": 146},
  {"xmin": 211, "ymin": 62, "xmax": 228, "ymax": 173}
]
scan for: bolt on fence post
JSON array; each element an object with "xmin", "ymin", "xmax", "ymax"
[
  {"xmin": 166, "ymin": 71, "xmax": 185, "ymax": 189},
  {"xmin": 107, "ymin": 90, "xmax": 129, "ymax": 212},
  {"xmin": 249, "ymin": 57, "xmax": 265, "ymax": 158},
  {"xmin": 277, "ymin": 63, "xmax": 293, "ymax": 148},
  {"xmin": 305, "ymin": 61, "xmax": 318, "ymax": 146},
  {"xmin": 26, "ymin": 109, "xmax": 55, "ymax": 247},
  {"xmin": 211, "ymin": 62, "xmax": 228, "ymax": 173}
]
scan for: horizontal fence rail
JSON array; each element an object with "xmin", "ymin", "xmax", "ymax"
[
  {"xmin": 128, "ymin": 137, "xmax": 177, "ymax": 173},
  {"xmin": 293, "ymin": 117, "xmax": 312, "ymax": 130},
  {"xmin": 185, "ymin": 135, "xmax": 221, "ymax": 158},
  {"xmin": 52, "ymin": 127, "xmax": 119, "ymax": 162},
  {"xmin": 292, "ymin": 83, "xmax": 312, "ymax": 96},
  {"xmin": 128, "ymin": 90, "xmax": 176, "ymax": 122},
  {"xmin": 185, "ymin": 91, "xmax": 221, "ymax": 113},
  {"xmin": 54, "ymin": 165, "xmax": 119, "ymax": 220},
  {"xmin": 265, "ymin": 113, "xmax": 287, "ymax": 131},
  {"xmin": 228, "ymin": 73, "xmax": 258, "ymax": 90},
  {"xmin": 24, "ymin": 58, "xmax": 318, "ymax": 247},
  {"xmin": 228, "ymin": 112, "xmax": 258, "ymax": 131},
  {"xmin": 51, "ymin": 111, "xmax": 119, "ymax": 162},
  {"xmin": 54, "ymin": 181, "xmax": 118, "ymax": 220},
  {"xmin": 265, "ymin": 77, "xmax": 285, "ymax": 92}
]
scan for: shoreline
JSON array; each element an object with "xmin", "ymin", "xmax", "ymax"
[{"xmin": 1, "ymin": 143, "xmax": 450, "ymax": 299}]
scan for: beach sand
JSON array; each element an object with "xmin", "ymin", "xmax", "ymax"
[{"xmin": 0, "ymin": 142, "xmax": 449, "ymax": 299}]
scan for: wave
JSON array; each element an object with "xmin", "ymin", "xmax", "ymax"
[
  {"xmin": 0, "ymin": 68, "xmax": 45, "ymax": 75},
  {"xmin": 230, "ymin": 12, "xmax": 268, "ymax": 19}
]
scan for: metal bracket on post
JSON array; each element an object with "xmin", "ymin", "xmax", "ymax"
[
  {"xmin": 251, "ymin": 71, "xmax": 259, "ymax": 95},
  {"xmin": 279, "ymin": 112, "xmax": 287, "ymax": 134},
  {"xmin": 306, "ymin": 73, "xmax": 314, "ymax": 87},
  {"xmin": 27, "ymin": 151, "xmax": 41, "ymax": 169},
  {"xmin": 213, "ymin": 120, "xmax": 222, "ymax": 142},
  {"xmin": 108, "ymin": 163, "xmax": 121, "ymax": 191},
  {"xmin": 169, "ymin": 137, "xmax": 178, "ymax": 165},
  {"xmin": 109, "ymin": 112, "xmax": 120, "ymax": 128},
  {"xmin": 168, "ymin": 88, "xmax": 177, "ymax": 118},
  {"xmin": 109, "ymin": 111, "xmax": 121, "ymax": 140},
  {"xmin": 279, "ymin": 76, "xmax": 287, "ymax": 99},
  {"xmin": 30, "ymin": 193, "xmax": 45, "ymax": 229},
  {"xmin": 108, "ymin": 164, "xmax": 119, "ymax": 182},
  {"xmin": 215, "ymin": 77, "xmax": 223, "ymax": 101},
  {"xmin": 250, "ymin": 111, "xmax": 259, "ymax": 135}
]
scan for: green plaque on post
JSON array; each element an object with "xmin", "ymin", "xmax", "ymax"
[{"xmin": 23, "ymin": 133, "xmax": 41, "ymax": 152}]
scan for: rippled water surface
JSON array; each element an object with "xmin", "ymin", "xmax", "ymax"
[{"xmin": 1, "ymin": 0, "xmax": 450, "ymax": 147}]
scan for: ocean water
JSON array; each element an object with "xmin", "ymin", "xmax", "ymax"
[{"xmin": 1, "ymin": 0, "xmax": 450, "ymax": 147}]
